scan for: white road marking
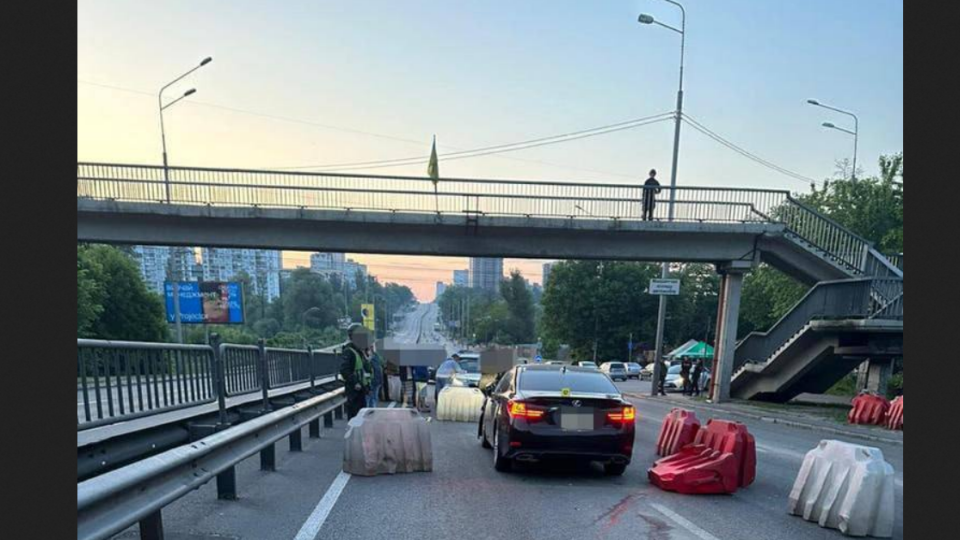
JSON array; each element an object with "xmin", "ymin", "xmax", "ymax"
[
  {"xmin": 651, "ymin": 503, "xmax": 723, "ymax": 540},
  {"xmin": 293, "ymin": 470, "xmax": 351, "ymax": 540}
]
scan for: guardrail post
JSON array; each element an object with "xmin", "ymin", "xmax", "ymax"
[
  {"xmin": 334, "ymin": 404, "xmax": 344, "ymax": 420},
  {"xmin": 308, "ymin": 345, "xmax": 315, "ymax": 392},
  {"xmin": 324, "ymin": 410, "xmax": 334, "ymax": 428},
  {"xmin": 211, "ymin": 334, "xmax": 227, "ymax": 426},
  {"xmin": 139, "ymin": 509, "xmax": 164, "ymax": 540},
  {"xmin": 289, "ymin": 426, "xmax": 303, "ymax": 452},
  {"xmin": 255, "ymin": 338, "xmax": 277, "ymax": 470},
  {"xmin": 258, "ymin": 338, "xmax": 270, "ymax": 412},
  {"xmin": 217, "ymin": 465, "xmax": 237, "ymax": 500},
  {"xmin": 260, "ymin": 443, "xmax": 276, "ymax": 472},
  {"xmin": 309, "ymin": 417, "xmax": 321, "ymax": 438}
]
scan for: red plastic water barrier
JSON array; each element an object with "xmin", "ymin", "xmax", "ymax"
[
  {"xmin": 848, "ymin": 393, "xmax": 890, "ymax": 425},
  {"xmin": 655, "ymin": 408, "xmax": 701, "ymax": 457},
  {"xmin": 884, "ymin": 396, "xmax": 903, "ymax": 430},
  {"xmin": 648, "ymin": 419, "xmax": 756, "ymax": 494}
]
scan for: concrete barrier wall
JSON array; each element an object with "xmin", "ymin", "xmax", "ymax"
[
  {"xmin": 343, "ymin": 408, "xmax": 433, "ymax": 476},
  {"xmin": 788, "ymin": 440, "xmax": 895, "ymax": 537},
  {"xmin": 435, "ymin": 387, "xmax": 484, "ymax": 422}
]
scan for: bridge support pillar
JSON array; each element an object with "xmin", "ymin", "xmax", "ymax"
[
  {"xmin": 710, "ymin": 261, "xmax": 752, "ymax": 403},
  {"xmin": 861, "ymin": 358, "xmax": 894, "ymax": 395},
  {"xmin": 139, "ymin": 509, "xmax": 164, "ymax": 540}
]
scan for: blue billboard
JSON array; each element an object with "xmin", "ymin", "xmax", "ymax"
[{"xmin": 165, "ymin": 281, "xmax": 244, "ymax": 324}]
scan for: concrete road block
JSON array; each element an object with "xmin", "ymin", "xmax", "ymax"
[
  {"xmin": 343, "ymin": 408, "xmax": 432, "ymax": 476},
  {"xmin": 788, "ymin": 440, "xmax": 895, "ymax": 537},
  {"xmin": 435, "ymin": 387, "xmax": 484, "ymax": 422}
]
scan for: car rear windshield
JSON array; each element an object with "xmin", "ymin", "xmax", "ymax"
[
  {"xmin": 609, "ymin": 363, "xmax": 625, "ymax": 369},
  {"xmin": 519, "ymin": 369, "xmax": 619, "ymax": 394}
]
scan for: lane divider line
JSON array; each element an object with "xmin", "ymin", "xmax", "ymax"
[
  {"xmin": 651, "ymin": 503, "xmax": 723, "ymax": 540},
  {"xmin": 293, "ymin": 470, "xmax": 352, "ymax": 540}
]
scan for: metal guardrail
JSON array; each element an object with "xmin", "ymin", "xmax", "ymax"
[
  {"xmin": 78, "ymin": 336, "xmax": 344, "ymax": 430},
  {"xmin": 77, "ymin": 340, "xmax": 216, "ymax": 429},
  {"xmin": 77, "ymin": 386, "xmax": 346, "ymax": 540},
  {"xmin": 734, "ymin": 278, "xmax": 903, "ymax": 371},
  {"xmin": 77, "ymin": 162, "xmax": 902, "ymax": 278}
]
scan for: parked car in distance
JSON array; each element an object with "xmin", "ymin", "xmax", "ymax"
[
  {"xmin": 545, "ymin": 361, "xmax": 564, "ymax": 365},
  {"xmin": 663, "ymin": 364, "xmax": 711, "ymax": 393},
  {"xmin": 625, "ymin": 362, "xmax": 642, "ymax": 379},
  {"xmin": 572, "ymin": 361, "xmax": 599, "ymax": 370},
  {"xmin": 478, "ymin": 365, "xmax": 635, "ymax": 475},
  {"xmin": 599, "ymin": 361, "xmax": 628, "ymax": 382}
]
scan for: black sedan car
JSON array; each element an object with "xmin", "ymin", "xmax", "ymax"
[{"xmin": 477, "ymin": 365, "xmax": 636, "ymax": 475}]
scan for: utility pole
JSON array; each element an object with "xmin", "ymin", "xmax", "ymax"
[{"xmin": 639, "ymin": 0, "xmax": 686, "ymax": 396}]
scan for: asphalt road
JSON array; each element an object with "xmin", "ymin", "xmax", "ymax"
[{"xmin": 112, "ymin": 372, "xmax": 903, "ymax": 540}]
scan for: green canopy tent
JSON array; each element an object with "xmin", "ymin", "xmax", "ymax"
[{"xmin": 666, "ymin": 339, "xmax": 714, "ymax": 360}]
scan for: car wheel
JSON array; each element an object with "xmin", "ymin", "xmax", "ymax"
[
  {"xmin": 492, "ymin": 421, "xmax": 512, "ymax": 472},
  {"xmin": 604, "ymin": 462, "xmax": 627, "ymax": 476}
]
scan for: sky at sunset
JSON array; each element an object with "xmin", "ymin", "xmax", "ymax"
[{"xmin": 78, "ymin": 1, "xmax": 902, "ymax": 302}]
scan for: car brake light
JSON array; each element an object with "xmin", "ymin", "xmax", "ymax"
[
  {"xmin": 507, "ymin": 400, "xmax": 545, "ymax": 421},
  {"xmin": 607, "ymin": 406, "xmax": 636, "ymax": 423}
]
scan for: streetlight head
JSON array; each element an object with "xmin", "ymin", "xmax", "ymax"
[
  {"xmin": 822, "ymin": 122, "xmax": 836, "ymax": 128},
  {"xmin": 807, "ymin": 99, "xmax": 820, "ymax": 106},
  {"xmin": 200, "ymin": 57, "xmax": 213, "ymax": 66},
  {"xmin": 638, "ymin": 13, "xmax": 655, "ymax": 24},
  {"xmin": 183, "ymin": 88, "xmax": 197, "ymax": 97}
]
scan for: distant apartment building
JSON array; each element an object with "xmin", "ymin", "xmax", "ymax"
[
  {"xmin": 436, "ymin": 281, "xmax": 447, "ymax": 299},
  {"xmin": 200, "ymin": 248, "xmax": 282, "ymax": 302},
  {"xmin": 542, "ymin": 262, "xmax": 554, "ymax": 286},
  {"xmin": 469, "ymin": 257, "xmax": 503, "ymax": 292},
  {"xmin": 132, "ymin": 246, "xmax": 199, "ymax": 295},
  {"xmin": 453, "ymin": 269, "xmax": 469, "ymax": 287},
  {"xmin": 309, "ymin": 252, "xmax": 367, "ymax": 287}
]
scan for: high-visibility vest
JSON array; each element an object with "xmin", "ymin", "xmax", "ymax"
[{"xmin": 349, "ymin": 347, "xmax": 372, "ymax": 387}]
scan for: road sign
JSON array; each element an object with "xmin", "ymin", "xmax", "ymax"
[
  {"xmin": 535, "ymin": 355, "xmax": 543, "ymax": 363},
  {"xmin": 648, "ymin": 278, "xmax": 681, "ymax": 295},
  {"xmin": 361, "ymin": 303, "xmax": 375, "ymax": 331}
]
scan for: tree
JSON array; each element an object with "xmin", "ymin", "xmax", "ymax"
[
  {"xmin": 78, "ymin": 245, "xmax": 167, "ymax": 341},
  {"xmin": 280, "ymin": 268, "xmax": 339, "ymax": 331},
  {"xmin": 499, "ymin": 270, "xmax": 536, "ymax": 344},
  {"xmin": 799, "ymin": 153, "xmax": 904, "ymax": 253},
  {"xmin": 77, "ymin": 257, "xmax": 104, "ymax": 337},
  {"xmin": 738, "ymin": 265, "xmax": 808, "ymax": 338}
]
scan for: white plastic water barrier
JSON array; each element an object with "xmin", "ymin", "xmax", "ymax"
[
  {"xmin": 788, "ymin": 439, "xmax": 895, "ymax": 537},
  {"xmin": 435, "ymin": 386, "xmax": 484, "ymax": 422},
  {"xmin": 343, "ymin": 408, "xmax": 433, "ymax": 476}
]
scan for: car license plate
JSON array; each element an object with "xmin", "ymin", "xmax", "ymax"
[{"xmin": 560, "ymin": 410, "xmax": 593, "ymax": 430}]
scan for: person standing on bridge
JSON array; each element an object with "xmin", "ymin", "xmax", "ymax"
[
  {"xmin": 642, "ymin": 169, "xmax": 661, "ymax": 221},
  {"xmin": 340, "ymin": 324, "xmax": 373, "ymax": 419}
]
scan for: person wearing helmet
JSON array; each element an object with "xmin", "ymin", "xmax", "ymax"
[{"xmin": 340, "ymin": 324, "xmax": 373, "ymax": 419}]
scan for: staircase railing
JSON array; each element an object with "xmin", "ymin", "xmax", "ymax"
[{"xmin": 734, "ymin": 278, "xmax": 902, "ymax": 372}]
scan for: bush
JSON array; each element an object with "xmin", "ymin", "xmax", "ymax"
[
  {"xmin": 826, "ymin": 373, "xmax": 858, "ymax": 397},
  {"xmin": 887, "ymin": 373, "xmax": 903, "ymax": 399}
]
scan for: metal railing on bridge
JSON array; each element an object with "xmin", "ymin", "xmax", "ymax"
[
  {"xmin": 78, "ymin": 336, "xmax": 343, "ymax": 430},
  {"xmin": 77, "ymin": 162, "xmax": 901, "ymax": 278},
  {"xmin": 734, "ymin": 277, "xmax": 903, "ymax": 372}
]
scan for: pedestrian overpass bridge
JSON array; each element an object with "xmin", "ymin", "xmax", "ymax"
[{"xmin": 77, "ymin": 163, "xmax": 902, "ymax": 401}]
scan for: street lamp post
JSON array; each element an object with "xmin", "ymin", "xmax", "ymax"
[
  {"xmin": 807, "ymin": 99, "xmax": 859, "ymax": 180},
  {"xmin": 158, "ymin": 57, "xmax": 211, "ymax": 343},
  {"xmin": 639, "ymin": 0, "xmax": 686, "ymax": 396},
  {"xmin": 159, "ymin": 56, "xmax": 212, "ymax": 204}
]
